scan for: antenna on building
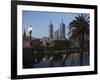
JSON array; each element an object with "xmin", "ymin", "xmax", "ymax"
[
  {"xmin": 50, "ymin": 20, "xmax": 52, "ymax": 24},
  {"xmin": 62, "ymin": 18, "xmax": 63, "ymax": 23}
]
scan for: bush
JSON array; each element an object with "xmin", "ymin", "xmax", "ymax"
[
  {"xmin": 51, "ymin": 40, "xmax": 71, "ymax": 50},
  {"xmin": 31, "ymin": 39, "xmax": 42, "ymax": 51}
]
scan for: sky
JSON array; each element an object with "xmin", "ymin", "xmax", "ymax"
[{"xmin": 22, "ymin": 11, "xmax": 87, "ymax": 39}]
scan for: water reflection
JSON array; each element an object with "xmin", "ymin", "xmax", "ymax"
[{"xmin": 33, "ymin": 51, "xmax": 89, "ymax": 68}]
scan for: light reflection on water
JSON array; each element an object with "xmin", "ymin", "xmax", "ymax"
[{"xmin": 33, "ymin": 52, "xmax": 89, "ymax": 68}]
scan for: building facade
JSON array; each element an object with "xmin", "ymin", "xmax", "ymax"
[
  {"xmin": 48, "ymin": 20, "xmax": 66, "ymax": 41},
  {"xmin": 53, "ymin": 29, "xmax": 59, "ymax": 40},
  {"xmin": 59, "ymin": 20, "xmax": 66, "ymax": 40},
  {"xmin": 48, "ymin": 21, "xmax": 53, "ymax": 39}
]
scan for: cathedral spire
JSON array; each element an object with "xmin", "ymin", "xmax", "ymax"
[
  {"xmin": 24, "ymin": 29, "xmax": 26, "ymax": 37},
  {"xmin": 23, "ymin": 29, "xmax": 26, "ymax": 42}
]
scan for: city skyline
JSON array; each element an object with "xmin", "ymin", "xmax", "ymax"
[{"xmin": 22, "ymin": 11, "xmax": 89, "ymax": 38}]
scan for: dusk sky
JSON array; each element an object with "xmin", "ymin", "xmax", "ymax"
[{"xmin": 22, "ymin": 11, "xmax": 88, "ymax": 39}]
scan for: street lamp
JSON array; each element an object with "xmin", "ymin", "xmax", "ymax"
[{"xmin": 28, "ymin": 25, "xmax": 32, "ymax": 46}]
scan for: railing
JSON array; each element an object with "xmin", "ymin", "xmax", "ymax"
[{"xmin": 32, "ymin": 47, "xmax": 89, "ymax": 54}]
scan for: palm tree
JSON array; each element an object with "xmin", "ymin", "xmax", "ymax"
[{"xmin": 68, "ymin": 14, "xmax": 89, "ymax": 66}]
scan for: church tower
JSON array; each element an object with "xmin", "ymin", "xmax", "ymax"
[{"xmin": 23, "ymin": 29, "xmax": 26, "ymax": 42}]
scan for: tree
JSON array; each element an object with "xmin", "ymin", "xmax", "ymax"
[
  {"xmin": 31, "ymin": 39, "xmax": 42, "ymax": 51},
  {"xmin": 68, "ymin": 14, "xmax": 89, "ymax": 66},
  {"xmin": 51, "ymin": 40, "xmax": 71, "ymax": 50}
]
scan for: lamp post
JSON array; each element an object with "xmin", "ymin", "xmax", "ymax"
[
  {"xmin": 28, "ymin": 25, "xmax": 33, "ymax": 68},
  {"xmin": 28, "ymin": 25, "xmax": 32, "ymax": 47}
]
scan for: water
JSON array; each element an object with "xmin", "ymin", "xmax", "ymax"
[
  {"xmin": 23, "ymin": 48, "xmax": 89, "ymax": 68},
  {"xmin": 33, "ymin": 52, "xmax": 89, "ymax": 68}
]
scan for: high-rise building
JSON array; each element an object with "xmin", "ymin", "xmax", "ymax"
[
  {"xmin": 59, "ymin": 20, "xmax": 66, "ymax": 40},
  {"xmin": 49, "ymin": 21, "xmax": 53, "ymax": 39},
  {"xmin": 53, "ymin": 29, "xmax": 59, "ymax": 40}
]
